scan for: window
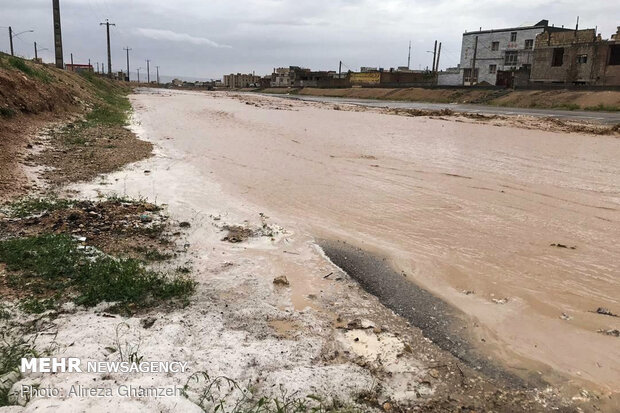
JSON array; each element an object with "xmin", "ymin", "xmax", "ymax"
[
  {"xmin": 504, "ymin": 51, "xmax": 518, "ymax": 65},
  {"xmin": 609, "ymin": 45, "xmax": 620, "ymax": 65},
  {"xmin": 525, "ymin": 39, "xmax": 533, "ymax": 49},
  {"xmin": 489, "ymin": 64, "xmax": 497, "ymax": 74},
  {"xmin": 576, "ymin": 54, "xmax": 588, "ymax": 64},
  {"xmin": 510, "ymin": 32, "xmax": 517, "ymax": 42},
  {"xmin": 552, "ymin": 48, "xmax": 564, "ymax": 66},
  {"xmin": 491, "ymin": 41, "xmax": 499, "ymax": 51}
]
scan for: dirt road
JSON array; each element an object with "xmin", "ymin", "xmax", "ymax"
[{"xmin": 130, "ymin": 90, "xmax": 619, "ymax": 395}]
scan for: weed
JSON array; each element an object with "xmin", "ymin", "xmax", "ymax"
[
  {"xmin": 19, "ymin": 297, "xmax": 57, "ymax": 314},
  {"xmin": 0, "ymin": 107, "xmax": 15, "ymax": 118},
  {"xmin": 182, "ymin": 371, "xmax": 363, "ymax": 412},
  {"xmin": 584, "ymin": 103, "xmax": 620, "ymax": 112},
  {"xmin": 6, "ymin": 57, "xmax": 52, "ymax": 83},
  {"xmin": 114, "ymin": 323, "xmax": 143, "ymax": 363},
  {"xmin": 552, "ymin": 103, "xmax": 580, "ymax": 111},
  {"xmin": 0, "ymin": 332, "xmax": 39, "ymax": 406},
  {"xmin": 143, "ymin": 250, "xmax": 174, "ymax": 262},
  {"xmin": 4, "ymin": 197, "xmax": 74, "ymax": 218}
]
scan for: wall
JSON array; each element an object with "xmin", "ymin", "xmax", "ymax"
[
  {"xmin": 350, "ymin": 72, "xmax": 381, "ymax": 86},
  {"xmin": 437, "ymin": 71, "xmax": 461, "ymax": 86}
]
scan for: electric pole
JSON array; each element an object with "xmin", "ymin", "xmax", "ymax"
[
  {"xmin": 123, "ymin": 47, "xmax": 131, "ymax": 81},
  {"xmin": 435, "ymin": 42, "xmax": 442, "ymax": 72},
  {"xmin": 34, "ymin": 41, "xmax": 38, "ymax": 60},
  {"xmin": 8, "ymin": 27, "xmax": 14, "ymax": 56},
  {"xmin": 96, "ymin": 62, "xmax": 99, "ymax": 73},
  {"xmin": 146, "ymin": 59, "xmax": 150, "ymax": 83},
  {"xmin": 52, "ymin": 0, "xmax": 64, "ymax": 68},
  {"xmin": 100, "ymin": 19, "xmax": 115, "ymax": 78},
  {"xmin": 137, "ymin": 67, "xmax": 141, "ymax": 83},
  {"xmin": 471, "ymin": 36, "xmax": 478, "ymax": 85},
  {"xmin": 338, "ymin": 60, "xmax": 342, "ymax": 78},
  {"xmin": 70, "ymin": 52, "xmax": 73, "ymax": 66},
  {"xmin": 156, "ymin": 65, "xmax": 160, "ymax": 84},
  {"xmin": 431, "ymin": 40, "xmax": 437, "ymax": 74},
  {"xmin": 407, "ymin": 40, "xmax": 411, "ymax": 69}
]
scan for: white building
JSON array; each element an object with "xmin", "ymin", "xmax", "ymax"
[{"xmin": 459, "ymin": 19, "xmax": 572, "ymax": 85}]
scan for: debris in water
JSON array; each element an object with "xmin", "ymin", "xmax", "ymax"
[{"xmin": 594, "ymin": 307, "xmax": 618, "ymax": 317}]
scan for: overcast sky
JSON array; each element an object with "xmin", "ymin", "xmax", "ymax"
[{"xmin": 1, "ymin": 0, "xmax": 618, "ymax": 81}]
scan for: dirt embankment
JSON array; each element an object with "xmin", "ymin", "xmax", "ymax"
[
  {"xmin": 259, "ymin": 87, "xmax": 620, "ymax": 110},
  {"xmin": 0, "ymin": 53, "xmax": 151, "ymax": 201}
]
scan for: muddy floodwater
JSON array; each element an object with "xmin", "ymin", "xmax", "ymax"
[{"xmin": 131, "ymin": 90, "xmax": 620, "ymax": 393}]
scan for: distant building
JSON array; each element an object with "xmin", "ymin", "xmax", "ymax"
[
  {"xmin": 459, "ymin": 19, "xmax": 572, "ymax": 85},
  {"xmin": 65, "ymin": 64, "xmax": 93, "ymax": 73},
  {"xmin": 223, "ymin": 73, "xmax": 261, "ymax": 88},
  {"xmin": 271, "ymin": 67, "xmax": 292, "ymax": 87},
  {"xmin": 530, "ymin": 27, "xmax": 620, "ymax": 85}
]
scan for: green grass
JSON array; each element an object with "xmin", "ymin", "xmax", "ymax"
[
  {"xmin": 0, "ymin": 234, "xmax": 196, "ymax": 313},
  {"xmin": 19, "ymin": 297, "xmax": 57, "ymax": 314},
  {"xmin": 0, "ymin": 107, "xmax": 15, "ymax": 118},
  {"xmin": 5, "ymin": 56, "xmax": 52, "ymax": 83},
  {"xmin": 4, "ymin": 197, "xmax": 75, "ymax": 218},
  {"xmin": 584, "ymin": 103, "xmax": 620, "ymax": 112},
  {"xmin": 79, "ymin": 71, "xmax": 132, "ymax": 126}
]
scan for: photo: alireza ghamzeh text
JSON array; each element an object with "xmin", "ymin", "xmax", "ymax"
[{"xmin": 0, "ymin": 1, "xmax": 619, "ymax": 412}]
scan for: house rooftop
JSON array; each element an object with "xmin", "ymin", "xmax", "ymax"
[{"xmin": 463, "ymin": 19, "xmax": 573, "ymax": 35}]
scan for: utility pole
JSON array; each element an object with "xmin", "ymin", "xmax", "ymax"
[
  {"xmin": 407, "ymin": 40, "xmax": 411, "ymax": 69},
  {"xmin": 146, "ymin": 59, "xmax": 150, "ymax": 83},
  {"xmin": 52, "ymin": 0, "xmax": 64, "ymax": 68},
  {"xmin": 96, "ymin": 62, "xmax": 99, "ymax": 73},
  {"xmin": 34, "ymin": 41, "xmax": 38, "ymax": 60},
  {"xmin": 137, "ymin": 67, "xmax": 141, "ymax": 83},
  {"xmin": 123, "ymin": 47, "xmax": 131, "ymax": 81},
  {"xmin": 70, "ymin": 52, "xmax": 73, "ymax": 66},
  {"xmin": 471, "ymin": 36, "xmax": 478, "ymax": 85},
  {"xmin": 435, "ymin": 42, "xmax": 442, "ymax": 72},
  {"xmin": 156, "ymin": 65, "xmax": 160, "ymax": 84},
  {"xmin": 431, "ymin": 40, "xmax": 437, "ymax": 74},
  {"xmin": 100, "ymin": 19, "xmax": 115, "ymax": 78},
  {"xmin": 338, "ymin": 60, "xmax": 342, "ymax": 78},
  {"xmin": 8, "ymin": 27, "xmax": 14, "ymax": 56}
]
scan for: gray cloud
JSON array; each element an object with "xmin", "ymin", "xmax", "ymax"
[
  {"xmin": 134, "ymin": 28, "xmax": 231, "ymax": 48},
  {"xmin": 1, "ymin": 0, "xmax": 617, "ymax": 81}
]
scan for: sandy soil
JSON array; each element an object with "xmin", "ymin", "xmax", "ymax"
[{"xmin": 123, "ymin": 90, "xmax": 619, "ymax": 396}]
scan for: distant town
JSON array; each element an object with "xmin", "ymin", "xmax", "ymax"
[{"xmin": 58, "ymin": 19, "xmax": 620, "ymax": 90}]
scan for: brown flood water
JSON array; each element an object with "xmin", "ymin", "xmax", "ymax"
[{"xmin": 131, "ymin": 90, "xmax": 620, "ymax": 392}]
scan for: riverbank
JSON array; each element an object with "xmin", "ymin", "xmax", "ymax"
[{"xmin": 256, "ymin": 86, "xmax": 620, "ymax": 111}]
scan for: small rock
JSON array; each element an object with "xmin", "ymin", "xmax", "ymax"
[
  {"xmin": 560, "ymin": 312, "xmax": 572, "ymax": 321},
  {"xmin": 273, "ymin": 275, "xmax": 289, "ymax": 286},
  {"xmin": 140, "ymin": 214, "xmax": 153, "ymax": 223},
  {"xmin": 492, "ymin": 298, "xmax": 508, "ymax": 305},
  {"xmin": 141, "ymin": 317, "xmax": 157, "ymax": 329},
  {"xmin": 179, "ymin": 221, "xmax": 191, "ymax": 228}
]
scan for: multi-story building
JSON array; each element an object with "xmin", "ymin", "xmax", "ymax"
[
  {"xmin": 530, "ymin": 27, "xmax": 620, "ymax": 85},
  {"xmin": 223, "ymin": 73, "xmax": 261, "ymax": 88},
  {"xmin": 459, "ymin": 19, "xmax": 572, "ymax": 85}
]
